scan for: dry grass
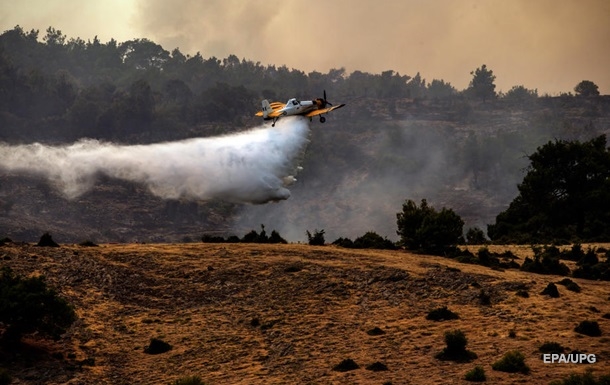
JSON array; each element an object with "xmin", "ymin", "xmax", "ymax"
[{"xmin": 1, "ymin": 242, "xmax": 609, "ymax": 384}]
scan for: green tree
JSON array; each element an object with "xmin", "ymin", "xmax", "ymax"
[
  {"xmin": 306, "ymin": 229, "xmax": 325, "ymax": 246},
  {"xmin": 467, "ymin": 64, "xmax": 496, "ymax": 102},
  {"xmin": 427, "ymin": 79, "xmax": 456, "ymax": 99},
  {"xmin": 0, "ymin": 267, "xmax": 76, "ymax": 344},
  {"xmin": 396, "ymin": 199, "xmax": 464, "ymax": 254},
  {"xmin": 574, "ymin": 80, "xmax": 600, "ymax": 97},
  {"xmin": 488, "ymin": 135, "xmax": 610, "ymax": 243},
  {"xmin": 503, "ymin": 85, "xmax": 538, "ymax": 104},
  {"xmin": 119, "ymin": 38, "xmax": 170, "ymax": 71}
]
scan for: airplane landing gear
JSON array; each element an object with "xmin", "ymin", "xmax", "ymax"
[{"xmin": 320, "ymin": 116, "xmax": 326, "ymax": 123}]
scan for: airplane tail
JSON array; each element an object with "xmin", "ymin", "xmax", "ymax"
[{"xmin": 261, "ymin": 100, "xmax": 272, "ymax": 119}]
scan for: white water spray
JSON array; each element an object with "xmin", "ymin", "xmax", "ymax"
[{"xmin": 0, "ymin": 117, "xmax": 310, "ymax": 204}]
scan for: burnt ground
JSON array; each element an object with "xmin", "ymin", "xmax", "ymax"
[{"xmin": 1, "ymin": 242, "xmax": 609, "ymax": 384}]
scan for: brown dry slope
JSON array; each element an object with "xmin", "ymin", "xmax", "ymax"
[{"xmin": 1, "ymin": 242, "xmax": 610, "ymax": 384}]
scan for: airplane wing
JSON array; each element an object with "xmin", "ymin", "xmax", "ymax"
[
  {"xmin": 304, "ymin": 103, "xmax": 346, "ymax": 117},
  {"xmin": 255, "ymin": 102, "xmax": 285, "ymax": 117}
]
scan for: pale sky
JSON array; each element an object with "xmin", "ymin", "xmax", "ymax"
[{"xmin": 1, "ymin": 0, "xmax": 609, "ymax": 95}]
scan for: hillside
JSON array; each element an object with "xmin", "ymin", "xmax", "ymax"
[
  {"xmin": 1, "ymin": 242, "xmax": 609, "ymax": 384},
  {"xmin": 3, "ymin": 96, "xmax": 610, "ymax": 244}
]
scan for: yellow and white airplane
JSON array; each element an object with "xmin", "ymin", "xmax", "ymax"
[{"xmin": 255, "ymin": 90, "xmax": 345, "ymax": 126}]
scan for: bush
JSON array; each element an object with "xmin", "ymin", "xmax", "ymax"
[
  {"xmin": 464, "ymin": 365, "xmax": 486, "ymax": 382},
  {"xmin": 492, "ymin": 350, "xmax": 530, "ymax": 374},
  {"xmin": 36, "ymin": 232, "xmax": 59, "ymax": 247},
  {"xmin": 466, "ymin": 227, "xmax": 487, "ymax": 244},
  {"xmin": 435, "ymin": 329, "xmax": 477, "ymax": 362},
  {"xmin": 0, "ymin": 267, "xmax": 76, "ymax": 344},
  {"xmin": 202, "ymin": 225, "xmax": 286, "ymax": 244},
  {"xmin": 479, "ymin": 289, "xmax": 492, "ymax": 305},
  {"xmin": 201, "ymin": 234, "xmax": 228, "ymax": 243},
  {"xmin": 172, "ymin": 375, "xmax": 205, "ymax": 385},
  {"xmin": 268, "ymin": 230, "xmax": 287, "ymax": 244},
  {"xmin": 476, "ymin": 248, "xmax": 497, "ymax": 267},
  {"xmin": 539, "ymin": 341, "xmax": 566, "ymax": 354},
  {"xmin": 306, "ymin": 229, "xmax": 325, "ymax": 246},
  {"xmin": 574, "ymin": 320, "xmax": 602, "ymax": 337},
  {"xmin": 332, "ymin": 358, "xmax": 359, "ymax": 372},
  {"xmin": 426, "ymin": 306, "xmax": 459, "ymax": 321},
  {"xmin": 515, "ymin": 290, "xmax": 529, "ymax": 298},
  {"xmin": 144, "ymin": 338, "xmax": 172, "ymax": 354},
  {"xmin": 353, "ymin": 231, "xmax": 397, "ymax": 250},
  {"xmin": 521, "ymin": 246, "xmax": 570, "ymax": 276},
  {"xmin": 549, "ymin": 370, "xmax": 610, "ymax": 385},
  {"xmin": 332, "ymin": 237, "xmax": 354, "ymax": 248},
  {"xmin": 365, "ymin": 361, "xmax": 388, "ymax": 371},
  {"xmin": 366, "ymin": 327, "xmax": 385, "ymax": 336},
  {"xmin": 541, "ymin": 282, "xmax": 560, "ymax": 298},
  {"xmin": 557, "ymin": 278, "xmax": 581, "ymax": 293}
]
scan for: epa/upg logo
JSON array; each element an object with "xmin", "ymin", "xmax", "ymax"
[{"xmin": 542, "ymin": 353, "xmax": 597, "ymax": 364}]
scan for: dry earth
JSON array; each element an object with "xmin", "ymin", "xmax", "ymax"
[{"xmin": 1, "ymin": 242, "xmax": 610, "ymax": 384}]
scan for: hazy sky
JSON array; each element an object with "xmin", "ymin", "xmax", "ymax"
[{"xmin": 1, "ymin": 0, "xmax": 609, "ymax": 95}]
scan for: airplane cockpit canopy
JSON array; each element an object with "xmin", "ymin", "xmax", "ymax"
[{"xmin": 287, "ymin": 98, "xmax": 300, "ymax": 106}]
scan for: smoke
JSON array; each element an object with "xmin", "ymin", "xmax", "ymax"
[
  {"xmin": 131, "ymin": 0, "xmax": 610, "ymax": 95},
  {"xmin": 0, "ymin": 117, "xmax": 310, "ymax": 204}
]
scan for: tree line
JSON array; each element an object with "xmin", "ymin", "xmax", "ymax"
[{"xmin": 0, "ymin": 25, "xmax": 602, "ymax": 144}]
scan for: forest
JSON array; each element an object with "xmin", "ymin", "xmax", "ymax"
[{"xmin": 0, "ymin": 25, "xmax": 609, "ymax": 244}]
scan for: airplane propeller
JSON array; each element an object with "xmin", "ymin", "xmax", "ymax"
[{"xmin": 316, "ymin": 90, "xmax": 333, "ymax": 108}]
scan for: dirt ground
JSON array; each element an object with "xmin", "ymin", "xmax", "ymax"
[{"xmin": 1, "ymin": 242, "xmax": 609, "ymax": 384}]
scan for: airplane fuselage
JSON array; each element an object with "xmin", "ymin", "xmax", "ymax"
[{"xmin": 272, "ymin": 98, "xmax": 318, "ymax": 118}]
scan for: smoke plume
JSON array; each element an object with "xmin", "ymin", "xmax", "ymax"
[{"xmin": 0, "ymin": 118, "xmax": 310, "ymax": 204}]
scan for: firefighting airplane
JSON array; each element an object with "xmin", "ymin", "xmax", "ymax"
[{"xmin": 255, "ymin": 90, "xmax": 345, "ymax": 126}]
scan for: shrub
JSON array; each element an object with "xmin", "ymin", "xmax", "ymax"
[
  {"xmin": 172, "ymin": 375, "xmax": 205, "ymax": 385},
  {"xmin": 332, "ymin": 237, "xmax": 354, "ymax": 248},
  {"xmin": 574, "ymin": 320, "xmax": 602, "ymax": 337},
  {"xmin": 539, "ymin": 341, "xmax": 566, "ymax": 354},
  {"xmin": 557, "ymin": 278, "xmax": 581, "ymax": 293},
  {"xmin": 353, "ymin": 231, "xmax": 397, "ymax": 250},
  {"xmin": 201, "ymin": 234, "xmax": 227, "ymax": 243},
  {"xmin": 515, "ymin": 290, "xmax": 530, "ymax": 298},
  {"xmin": 268, "ymin": 230, "xmax": 287, "ymax": 244},
  {"xmin": 479, "ymin": 289, "xmax": 492, "ymax": 305},
  {"xmin": 435, "ymin": 329, "xmax": 477, "ymax": 362},
  {"xmin": 466, "ymin": 227, "xmax": 487, "ymax": 245},
  {"xmin": 365, "ymin": 361, "xmax": 388, "ymax": 371},
  {"xmin": 306, "ymin": 229, "xmax": 325, "ymax": 246},
  {"xmin": 521, "ymin": 246, "xmax": 570, "ymax": 276},
  {"xmin": 204, "ymin": 225, "xmax": 287, "ymax": 244},
  {"xmin": 549, "ymin": 370, "xmax": 610, "ymax": 385},
  {"xmin": 464, "ymin": 365, "xmax": 486, "ymax": 382},
  {"xmin": 144, "ymin": 338, "xmax": 172, "ymax": 354},
  {"xmin": 0, "ymin": 267, "xmax": 76, "ymax": 344},
  {"xmin": 332, "ymin": 358, "xmax": 359, "ymax": 372},
  {"xmin": 36, "ymin": 232, "xmax": 59, "ymax": 247},
  {"xmin": 426, "ymin": 306, "xmax": 459, "ymax": 321},
  {"xmin": 366, "ymin": 327, "xmax": 385, "ymax": 336},
  {"xmin": 476, "ymin": 248, "xmax": 497, "ymax": 267},
  {"xmin": 577, "ymin": 249, "xmax": 599, "ymax": 266},
  {"xmin": 541, "ymin": 282, "xmax": 560, "ymax": 298},
  {"xmin": 491, "ymin": 350, "xmax": 530, "ymax": 374}
]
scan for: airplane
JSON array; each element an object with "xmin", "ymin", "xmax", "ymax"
[{"xmin": 255, "ymin": 90, "xmax": 345, "ymax": 127}]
